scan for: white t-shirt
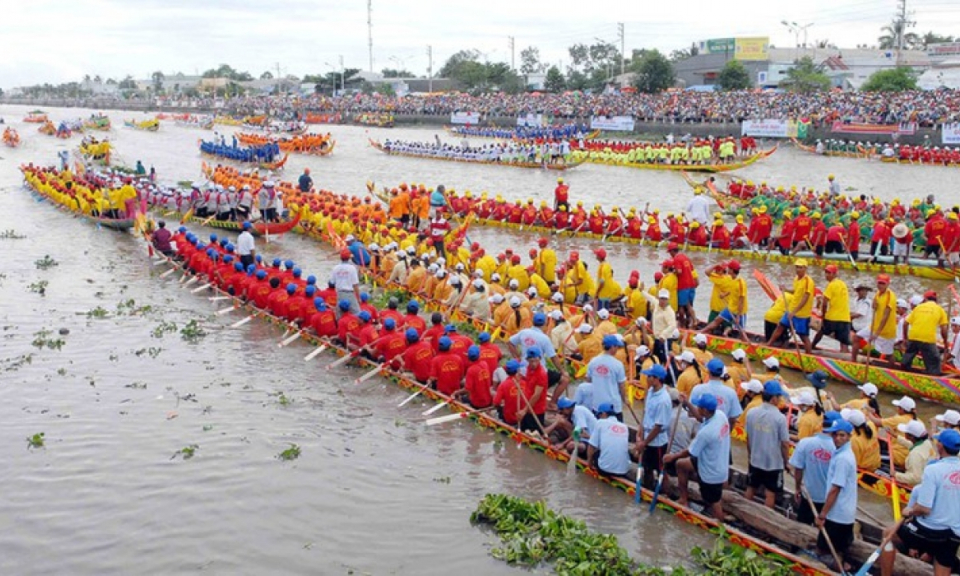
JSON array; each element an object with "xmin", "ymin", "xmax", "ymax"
[
  {"xmin": 331, "ymin": 263, "xmax": 359, "ymax": 291},
  {"xmin": 236, "ymin": 231, "xmax": 255, "ymax": 255}
]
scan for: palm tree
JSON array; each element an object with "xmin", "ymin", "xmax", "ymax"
[{"xmin": 878, "ymin": 20, "xmax": 920, "ymax": 50}]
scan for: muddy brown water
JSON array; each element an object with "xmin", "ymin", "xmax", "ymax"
[{"xmin": 1, "ymin": 104, "xmax": 954, "ymax": 573}]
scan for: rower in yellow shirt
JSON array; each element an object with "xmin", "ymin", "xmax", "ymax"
[
  {"xmin": 592, "ymin": 248, "xmax": 621, "ymax": 309},
  {"xmin": 505, "ymin": 255, "xmax": 530, "ymax": 291},
  {"xmin": 704, "ymin": 262, "xmax": 733, "ymax": 324},
  {"xmin": 812, "ymin": 264, "xmax": 852, "ymax": 353},
  {"xmin": 623, "ymin": 278, "xmax": 648, "ymax": 321},
  {"xmin": 854, "ymin": 273, "xmax": 898, "ymax": 366},
  {"xmin": 535, "ymin": 237, "xmax": 557, "ymax": 283},
  {"xmin": 658, "ymin": 261, "xmax": 679, "ymax": 311},
  {"xmin": 765, "ymin": 258, "xmax": 816, "ymax": 352}
]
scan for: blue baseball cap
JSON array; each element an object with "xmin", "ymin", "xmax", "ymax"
[
  {"xmin": 505, "ymin": 359, "xmax": 520, "ymax": 374},
  {"xmin": 406, "ymin": 300, "xmax": 420, "ymax": 312},
  {"xmin": 692, "ymin": 393, "xmax": 718, "ymax": 412},
  {"xmin": 405, "ymin": 328, "xmax": 419, "ymax": 342},
  {"xmin": 314, "ymin": 297, "xmax": 326, "ymax": 310},
  {"xmin": 478, "ymin": 331, "xmax": 491, "ymax": 343},
  {"xmin": 358, "ymin": 310, "xmax": 371, "ymax": 322},
  {"xmin": 557, "ymin": 397, "xmax": 576, "ymax": 409},
  {"xmin": 242, "ymin": 221, "xmax": 252, "ymax": 230},
  {"xmin": 526, "ymin": 345, "xmax": 542, "ymax": 359},
  {"xmin": 532, "ymin": 312, "xmax": 546, "ymax": 326},
  {"xmin": 642, "ymin": 364, "xmax": 668, "ymax": 380},
  {"xmin": 445, "ymin": 324, "xmax": 457, "ymax": 333},
  {"xmin": 285, "ymin": 283, "xmax": 297, "ymax": 294},
  {"xmin": 707, "ymin": 358, "xmax": 725, "ymax": 377},
  {"xmin": 272, "ymin": 258, "xmax": 282, "ymax": 267},
  {"xmin": 823, "ymin": 410, "xmax": 842, "ymax": 427},
  {"xmin": 304, "ymin": 285, "xmax": 316, "ymax": 296},
  {"xmin": 255, "ymin": 270, "xmax": 267, "ymax": 279},
  {"xmin": 823, "ymin": 420, "xmax": 854, "ymax": 434},
  {"xmin": 438, "ymin": 336, "xmax": 452, "ymax": 351},
  {"xmin": 306, "ymin": 275, "xmax": 316, "ymax": 285},
  {"xmin": 601, "ymin": 334, "xmax": 621, "ymax": 349},
  {"xmin": 383, "ymin": 318, "xmax": 396, "ymax": 330},
  {"xmin": 764, "ymin": 380, "xmax": 785, "ymax": 396},
  {"xmin": 806, "ymin": 370, "xmax": 829, "ymax": 390},
  {"xmin": 597, "ymin": 402, "xmax": 616, "ymax": 415},
  {"xmin": 338, "ymin": 299, "xmax": 351, "ymax": 311},
  {"xmin": 360, "ymin": 292, "xmax": 370, "ymax": 302},
  {"xmin": 284, "ymin": 259, "xmax": 294, "ymax": 270},
  {"xmin": 234, "ymin": 262, "xmax": 243, "ymax": 271},
  {"xmin": 467, "ymin": 345, "xmax": 480, "ymax": 360},
  {"xmin": 934, "ymin": 429, "xmax": 960, "ymax": 451}
]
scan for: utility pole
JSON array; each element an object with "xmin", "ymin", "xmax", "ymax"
[
  {"xmin": 508, "ymin": 36, "xmax": 515, "ymax": 70},
  {"xmin": 339, "ymin": 55, "xmax": 345, "ymax": 93},
  {"xmin": 426, "ymin": 45, "xmax": 433, "ymax": 92},
  {"xmin": 617, "ymin": 23, "xmax": 625, "ymax": 76},
  {"xmin": 367, "ymin": 0, "xmax": 374, "ymax": 72},
  {"xmin": 275, "ymin": 62, "xmax": 283, "ymax": 94},
  {"xmin": 895, "ymin": 0, "xmax": 915, "ymax": 66}
]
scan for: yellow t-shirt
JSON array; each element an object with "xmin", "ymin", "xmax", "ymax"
[
  {"xmin": 851, "ymin": 422, "xmax": 882, "ymax": 471},
  {"xmin": 872, "ymin": 289, "xmax": 898, "ymax": 339},
  {"xmin": 764, "ymin": 292, "xmax": 791, "ymax": 324},
  {"xmin": 676, "ymin": 366, "xmax": 702, "ymax": 397},
  {"xmin": 539, "ymin": 249, "xmax": 557, "ymax": 283},
  {"xmin": 659, "ymin": 273, "xmax": 679, "ymax": 311},
  {"xmin": 708, "ymin": 272, "xmax": 733, "ymax": 313},
  {"xmin": 797, "ymin": 409, "xmax": 823, "ymax": 440},
  {"xmin": 790, "ymin": 275, "xmax": 816, "ymax": 319},
  {"xmin": 626, "ymin": 288, "xmax": 648, "ymax": 319},
  {"xmin": 822, "ymin": 278, "xmax": 851, "ymax": 322},
  {"xmin": 906, "ymin": 301, "xmax": 948, "ymax": 344},
  {"xmin": 727, "ymin": 276, "xmax": 748, "ymax": 315},
  {"xmin": 595, "ymin": 262, "xmax": 621, "ymax": 300}
]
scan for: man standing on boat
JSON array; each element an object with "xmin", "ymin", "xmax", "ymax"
[
  {"xmin": 765, "ymin": 259, "xmax": 816, "ymax": 353},
  {"xmin": 744, "ymin": 381, "xmax": 790, "ymax": 509},
  {"xmin": 635, "ymin": 364, "xmax": 672, "ymax": 490},
  {"xmin": 587, "ymin": 336, "xmax": 627, "ymax": 421},
  {"xmin": 298, "ymin": 168, "xmax": 313, "ymax": 193},
  {"xmin": 236, "ymin": 222, "xmax": 255, "ymax": 269},
  {"xmin": 900, "ymin": 290, "xmax": 949, "ymax": 375},
  {"xmin": 790, "ymin": 411, "xmax": 840, "ymax": 525},
  {"xmin": 685, "ymin": 188, "xmax": 711, "ymax": 226},
  {"xmin": 667, "ymin": 243, "xmax": 698, "ymax": 328},
  {"xmin": 331, "ymin": 248, "xmax": 361, "ymax": 316},
  {"xmin": 811, "ymin": 265, "xmax": 851, "ymax": 353},
  {"xmin": 664, "ymin": 393, "xmax": 730, "ymax": 520},
  {"xmin": 815, "ymin": 419, "xmax": 857, "ymax": 573},
  {"xmin": 827, "ymin": 174, "xmax": 841, "ymax": 197},
  {"xmin": 553, "ymin": 178, "xmax": 569, "ymax": 212},
  {"xmin": 878, "ymin": 428, "xmax": 960, "ymax": 576}
]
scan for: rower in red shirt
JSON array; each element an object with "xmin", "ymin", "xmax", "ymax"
[
  {"xmin": 791, "ymin": 208, "xmax": 813, "ymax": 253},
  {"xmin": 809, "ymin": 212, "xmax": 828, "ymax": 257},
  {"xmin": 492, "ymin": 360, "xmax": 523, "ymax": 426},
  {"xmin": 284, "ymin": 285, "xmax": 314, "ymax": 325},
  {"xmin": 267, "ymin": 283, "xmax": 295, "ymax": 318},
  {"xmin": 687, "ymin": 221, "xmax": 708, "ymax": 246},
  {"xmin": 379, "ymin": 298, "xmax": 404, "ymax": 327},
  {"xmin": 429, "ymin": 336, "xmax": 466, "ymax": 396},
  {"xmin": 401, "ymin": 300, "xmax": 426, "ymax": 334},
  {"xmin": 397, "ymin": 329, "xmax": 434, "ymax": 382},
  {"xmin": 422, "ymin": 312, "xmax": 446, "ymax": 352},
  {"xmin": 845, "ymin": 211, "xmax": 862, "ymax": 259},
  {"xmin": 249, "ymin": 273, "xmax": 275, "ymax": 309},
  {"xmin": 538, "ymin": 203, "xmax": 554, "ymax": 226},
  {"xmin": 477, "ymin": 331, "xmax": 502, "ymax": 373},
  {"xmin": 710, "ymin": 220, "xmax": 731, "ymax": 249},
  {"xmin": 554, "ymin": 205, "xmax": 571, "ymax": 230},
  {"xmin": 316, "ymin": 280, "xmax": 338, "ymax": 307},
  {"xmin": 355, "ymin": 311, "xmax": 380, "ymax": 348},
  {"xmin": 588, "ymin": 210, "xmax": 605, "ymax": 234},
  {"xmin": 508, "ymin": 201, "xmax": 523, "ymax": 224},
  {"xmin": 869, "ymin": 217, "xmax": 891, "ymax": 261},
  {"xmin": 359, "ymin": 292, "xmax": 379, "ymax": 322},
  {"xmin": 518, "ymin": 347, "xmax": 549, "ymax": 433},
  {"xmin": 776, "ymin": 211, "xmax": 796, "ymax": 254},
  {"xmin": 336, "ymin": 301, "xmax": 363, "ymax": 347},
  {"xmin": 645, "ymin": 216, "xmax": 662, "ymax": 241},
  {"xmin": 625, "ymin": 211, "xmax": 643, "ymax": 239},
  {"xmin": 307, "ymin": 299, "xmax": 338, "ymax": 338},
  {"xmin": 456, "ymin": 345, "xmax": 493, "ymax": 409},
  {"xmin": 370, "ymin": 317, "xmax": 406, "ymax": 362},
  {"xmin": 521, "ymin": 201, "xmax": 538, "ymax": 226},
  {"xmin": 445, "ymin": 324, "xmax": 474, "ymax": 359},
  {"xmin": 924, "ymin": 210, "xmax": 947, "ymax": 259}
]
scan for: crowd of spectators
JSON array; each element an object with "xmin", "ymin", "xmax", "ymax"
[{"xmin": 11, "ymin": 89, "xmax": 960, "ymax": 127}]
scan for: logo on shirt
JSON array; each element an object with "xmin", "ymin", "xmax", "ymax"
[
  {"xmin": 949, "ymin": 471, "xmax": 960, "ymax": 485},
  {"xmin": 719, "ymin": 423, "xmax": 729, "ymax": 438},
  {"xmin": 594, "ymin": 365, "xmax": 610, "ymax": 376},
  {"xmin": 610, "ymin": 424, "xmax": 628, "ymax": 434},
  {"xmin": 813, "ymin": 448, "xmax": 832, "ymax": 463}
]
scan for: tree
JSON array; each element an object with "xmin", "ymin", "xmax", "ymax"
[
  {"xmin": 920, "ymin": 31, "xmax": 954, "ymax": 49},
  {"xmin": 780, "ymin": 56, "xmax": 830, "ymax": 93},
  {"xmin": 716, "ymin": 60, "xmax": 751, "ymax": 91},
  {"xmin": 544, "ymin": 66, "xmax": 565, "ymax": 92},
  {"xmin": 861, "ymin": 67, "xmax": 918, "ymax": 92},
  {"xmin": 669, "ymin": 44, "xmax": 700, "ymax": 62},
  {"xmin": 567, "ymin": 41, "xmax": 622, "ymax": 89},
  {"xmin": 83, "ymin": 74, "xmax": 92, "ymax": 83},
  {"xmin": 565, "ymin": 69, "xmax": 588, "ymax": 91},
  {"xmin": 260, "ymin": 71, "xmax": 274, "ymax": 80},
  {"xmin": 106, "ymin": 78, "xmax": 117, "ymax": 85},
  {"xmin": 94, "ymin": 75, "xmax": 102, "ymax": 83},
  {"xmin": 438, "ymin": 49, "xmax": 483, "ymax": 78},
  {"xmin": 631, "ymin": 50, "xmax": 675, "ymax": 94},
  {"xmin": 520, "ymin": 46, "xmax": 545, "ymax": 75},
  {"xmin": 118, "ymin": 75, "xmax": 137, "ymax": 90},
  {"xmin": 151, "ymin": 71, "xmax": 165, "ymax": 93},
  {"xmin": 878, "ymin": 20, "xmax": 920, "ymax": 50}
]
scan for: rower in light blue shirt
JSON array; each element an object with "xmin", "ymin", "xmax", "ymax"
[
  {"xmin": 788, "ymin": 411, "xmax": 840, "ymax": 525},
  {"xmin": 586, "ymin": 336, "xmax": 627, "ymax": 417},
  {"xmin": 690, "ymin": 359, "xmax": 742, "ymax": 425},
  {"xmin": 815, "ymin": 419, "xmax": 857, "ymax": 569},
  {"xmin": 587, "ymin": 403, "xmax": 631, "ymax": 477}
]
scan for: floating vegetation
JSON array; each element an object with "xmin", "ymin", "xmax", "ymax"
[
  {"xmin": 34, "ymin": 255, "xmax": 59, "ymax": 270},
  {"xmin": 172, "ymin": 444, "xmax": 199, "ymax": 460},
  {"xmin": 0, "ymin": 229, "xmax": 27, "ymax": 240},
  {"xmin": 32, "ymin": 329, "xmax": 65, "ymax": 350},
  {"xmin": 86, "ymin": 306, "xmax": 109, "ymax": 319},
  {"xmin": 125, "ymin": 382, "xmax": 147, "ymax": 389},
  {"xmin": 28, "ymin": 280, "xmax": 48, "ymax": 295},
  {"xmin": 179, "ymin": 320, "xmax": 206, "ymax": 343},
  {"xmin": 3, "ymin": 353, "xmax": 35, "ymax": 372},
  {"xmin": 27, "ymin": 432, "xmax": 45, "ymax": 449},
  {"xmin": 277, "ymin": 444, "xmax": 301, "ymax": 461},
  {"xmin": 151, "ymin": 320, "xmax": 178, "ymax": 338},
  {"xmin": 277, "ymin": 392, "xmax": 292, "ymax": 406}
]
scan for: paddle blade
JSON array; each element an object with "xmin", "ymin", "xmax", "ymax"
[
  {"xmin": 304, "ymin": 345, "xmax": 327, "ymax": 362},
  {"xmin": 398, "ymin": 388, "xmax": 423, "ymax": 407},
  {"xmin": 228, "ymin": 315, "xmax": 254, "ymax": 328},
  {"xmin": 422, "ymin": 402, "xmax": 447, "ymax": 416},
  {"xmin": 279, "ymin": 331, "xmax": 301, "ymax": 347},
  {"xmin": 190, "ymin": 282, "xmax": 212, "ymax": 294},
  {"xmin": 159, "ymin": 268, "xmax": 177, "ymax": 278},
  {"xmin": 356, "ymin": 364, "xmax": 383, "ymax": 384},
  {"xmin": 215, "ymin": 305, "xmax": 239, "ymax": 316},
  {"xmin": 425, "ymin": 412, "xmax": 468, "ymax": 426}
]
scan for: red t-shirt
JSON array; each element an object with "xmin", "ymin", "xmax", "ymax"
[
  {"xmin": 493, "ymin": 377, "xmax": 522, "ymax": 425},
  {"xmin": 337, "ymin": 313, "xmax": 362, "ymax": 344},
  {"xmin": 431, "ymin": 352, "xmax": 466, "ymax": 396},
  {"xmin": 401, "ymin": 341, "xmax": 434, "ymax": 382},
  {"xmin": 464, "ymin": 362, "xmax": 493, "ymax": 408},
  {"xmin": 523, "ymin": 364, "xmax": 549, "ymax": 415},
  {"xmin": 375, "ymin": 331, "xmax": 407, "ymax": 361},
  {"xmin": 308, "ymin": 309, "xmax": 338, "ymax": 337},
  {"xmin": 402, "ymin": 314, "xmax": 426, "ymax": 334},
  {"xmin": 479, "ymin": 343, "xmax": 502, "ymax": 374},
  {"xmin": 673, "ymin": 253, "xmax": 697, "ymax": 290}
]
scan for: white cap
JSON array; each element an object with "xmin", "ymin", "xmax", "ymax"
[
  {"xmin": 551, "ymin": 292, "xmax": 564, "ymax": 302},
  {"xmin": 437, "ymin": 257, "xmax": 446, "ymax": 265},
  {"xmin": 527, "ymin": 287, "xmax": 538, "ymax": 296},
  {"xmin": 909, "ymin": 294, "xmax": 923, "ymax": 307},
  {"xmin": 679, "ymin": 350, "xmax": 695, "ymax": 363},
  {"xmin": 577, "ymin": 323, "xmax": 593, "ymax": 334},
  {"xmin": 583, "ymin": 304, "xmax": 594, "ymax": 313},
  {"xmin": 857, "ymin": 383, "xmax": 879, "ymax": 397},
  {"xmin": 897, "ymin": 420, "xmax": 926, "ymax": 438},
  {"xmin": 449, "ymin": 276, "xmax": 461, "ymax": 285},
  {"xmin": 597, "ymin": 309, "xmax": 610, "ymax": 319},
  {"xmin": 740, "ymin": 379, "xmax": 763, "ymax": 394},
  {"xmin": 369, "ymin": 242, "xmax": 380, "ymax": 251},
  {"xmin": 427, "ymin": 263, "xmax": 438, "ymax": 272},
  {"xmin": 344, "ymin": 234, "xmax": 356, "ymax": 243},
  {"xmin": 951, "ymin": 316, "xmax": 960, "ymax": 327},
  {"xmin": 509, "ymin": 296, "xmax": 521, "ymax": 307},
  {"xmin": 491, "ymin": 294, "xmax": 504, "ymax": 304},
  {"xmin": 791, "ymin": 391, "xmax": 816, "ymax": 406},
  {"xmin": 658, "ymin": 289, "xmax": 670, "ymax": 299},
  {"xmin": 491, "ymin": 273, "xmax": 501, "ymax": 281},
  {"xmin": 455, "ymin": 263, "xmax": 464, "ymax": 271},
  {"xmin": 935, "ymin": 409, "xmax": 960, "ymax": 425},
  {"xmin": 637, "ymin": 345, "xmax": 650, "ymax": 356},
  {"xmin": 731, "ymin": 349, "xmax": 746, "ymax": 361},
  {"xmin": 892, "ymin": 396, "xmax": 916, "ymax": 412},
  {"xmin": 436, "ymin": 269, "xmax": 447, "ymax": 278},
  {"xmin": 397, "ymin": 251, "xmax": 407, "ymax": 259},
  {"xmin": 693, "ymin": 333, "xmax": 707, "ymax": 345},
  {"xmin": 896, "ymin": 298, "xmax": 909, "ymax": 309},
  {"xmin": 841, "ymin": 408, "xmax": 866, "ymax": 427},
  {"xmin": 406, "ymin": 246, "xmax": 416, "ymax": 255},
  {"xmin": 472, "ymin": 270, "xmax": 484, "ymax": 278},
  {"xmin": 508, "ymin": 279, "xmax": 519, "ymax": 289},
  {"xmin": 635, "ymin": 317, "xmax": 648, "ymax": 327},
  {"xmin": 473, "ymin": 279, "xmax": 485, "ymax": 289},
  {"xmin": 549, "ymin": 310, "xmax": 564, "ymax": 321},
  {"xmin": 762, "ymin": 356, "xmax": 779, "ymax": 368}
]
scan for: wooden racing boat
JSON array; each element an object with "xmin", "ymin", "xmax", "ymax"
[
  {"xmin": 879, "ymin": 156, "xmax": 960, "ymax": 168},
  {"xmin": 213, "ymin": 115, "xmax": 243, "ymax": 126},
  {"xmin": 23, "ymin": 175, "xmax": 135, "ymax": 231},
  {"xmin": 573, "ymin": 145, "xmax": 777, "ymax": 173},
  {"xmin": 83, "ymin": 116, "xmax": 112, "ymax": 131},
  {"xmin": 124, "ymin": 119, "xmax": 160, "ymax": 132},
  {"xmin": 199, "ymin": 149, "xmax": 289, "ymax": 171},
  {"xmin": 303, "ymin": 112, "xmax": 342, "ymax": 124},
  {"xmin": 24, "ymin": 111, "xmax": 48, "ymax": 123},
  {"xmin": 2, "ymin": 128, "xmax": 20, "ymax": 148},
  {"xmin": 167, "ymin": 210, "xmax": 301, "ymax": 238},
  {"xmin": 355, "ymin": 113, "xmax": 394, "ymax": 127},
  {"xmin": 446, "ymin": 126, "xmax": 601, "ymax": 141},
  {"xmin": 369, "ymin": 139, "xmax": 586, "ymax": 171},
  {"xmin": 236, "ymin": 132, "xmax": 335, "ymax": 156},
  {"xmin": 158, "ymin": 248, "xmax": 933, "ymax": 576},
  {"xmin": 791, "ymin": 138, "xmax": 878, "ymax": 159}
]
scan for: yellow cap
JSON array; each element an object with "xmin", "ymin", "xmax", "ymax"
[
  {"xmin": 713, "ymin": 219, "xmax": 723, "ymax": 226},
  {"xmin": 948, "ymin": 213, "xmax": 958, "ymax": 221},
  {"xmin": 713, "ymin": 212, "xmax": 722, "ymax": 218},
  {"xmin": 736, "ymin": 215, "xmax": 744, "ymax": 222},
  {"xmin": 828, "ymin": 174, "xmax": 835, "ymax": 180},
  {"xmin": 851, "ymin": 211, "xmax": 860, "ymax": 218},
  {"xmin": 783, "ymin": 210, "xmax": 793, "ymax": 218},
  {"xmin": 812, "ymin": 212, "xmax": 822, "ymax": 219},
  {"xmin": 795, "ymin": 258, "xmax": 809, "ymax": 266},
  {"xmin": 926, "ymin": 209, "xmax": 936, "ymax": 217},
  {"xmin": 759, "ymin": 205, "xmax": 767, "ymax": 213},
  {"xmin": 690, "ymin": 221, "xmax": 700, "ymax": 228},
  {"xmin": 798, "ymin": 206, "xmax": 808, "ymax": 213}
]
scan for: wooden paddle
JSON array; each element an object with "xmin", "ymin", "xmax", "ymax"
[
  {"xmin": 649, "ymin": 403, "xmax": 684, "ymax": 513},
  {"xmin": 304, "ymin": 342, "xmax": 329, "ymax": 362},
  {"xmin": 355, "ymin": 363, "xmax": 384, "ymax": 384},
  {"xmin": 215, "ymin": 305, "xmax": 240, "ymax": 316},
  {"xmin": 885, "ymin": 436, "xmax": 903, "ymax": 521},
  {"xmin": 802, "ymin": 487, "xmax": 847, "ymax": 574},
  {"xmin": 278, "ymin": 328, "xmax": 302, "ymax": 347},
  {"xmin": 229, "ymin": 314, "xmax": 255, "ymax": 328},
  {"xmin": 853, "ymin": 520, "xmax": 902, "ymax": 576},
  {"xmin": 425, "ymin": 406, "xmax": 496, "ymax": 426}
]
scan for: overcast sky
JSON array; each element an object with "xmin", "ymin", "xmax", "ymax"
[{"xmin": 2, "ymin": 0, "xmax": 958, "ymax": 88}]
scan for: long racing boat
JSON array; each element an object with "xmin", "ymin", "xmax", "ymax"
[
  {"xmin": 570, "ymin": 145, "xmax": 777, "ymax": 173},
  {"xmin": 369, "ymin": 139, "xmax": 585, "ymax": 171}
]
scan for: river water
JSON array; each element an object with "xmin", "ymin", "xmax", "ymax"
[{"xmin": 0, "ymin": 104, "xmax": 954, "ymax": 574}]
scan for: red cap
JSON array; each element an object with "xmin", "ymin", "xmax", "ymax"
[
  {"xmin": 924, "ymin": 290, "xmax": 937, "ymax": 299},
  {"xmin": 538, "ymin": 237, "xmax": 548, "ymax": 247},
  {"xmin": 497, "ymin": 253, "xmax": 506, "ymax": 261},
  {"xmin": 667, "ymin": 242, "xmax": 679, "ymax": 251},
  {"xmin": 662, "ymin": 259, "xmax": 674, "ymax": 268},
  {"xmin": 569, "ymin": 251, "xmax": 579, "ymax": 261},
  {"xmin": 654, "ymin": 272, "xmax": 664, "ymax": 281},
  {"xmin": 340, "ymin": 249, "xmax": 351, "ymax": 260},
  {"xmin": 529, "ymin": 249, "xmax": 538, "ymax": 257},
  {"xmin": 471, "ymin": 242, "xmax": 480, "ymax": 250},
  {"xmin": 594, "ymin": 248, "xmax": 607, "ymax": 260},
  {"xmin": 877, "ymin": 273, "xmax": 891, "ymax": 284},
  {"xmin": 824, "ymin": 264, "xmax": 838, "ymax": 274},
  {"xmin": 511, "ymin": 255, "xmax": 521, "ymax": 264},
  {"xmin": 727, "ymin": 260, "xmax": 741, "ymax": 272}
]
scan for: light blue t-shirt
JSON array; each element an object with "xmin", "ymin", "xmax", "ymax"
[
  {"xmin": 589, "ymin": 416, "xmax": 631, "ymax": 475},
  {"xmin": 688, "ymin": 410, "xmax": 731, "ymax": 484},
  {"xmin": 915, "ymin": 456, "xmax": 960, "ymax": 536},
  {"xmin": 690, "ymin": 380, "xmax": 743, "ymax": 420},
  {"xmin": 573, "ymin": 382, "xmax": 595, "ymax": 412},
  {"xmin": 788, "ymin": 433, "xmax": 835, "ymax": 503},
  {"xmin": 587, "ymin": 354, "xmax": 626, "ymax": 414},
  {"xmin": 571, "ymin": 405, "xmax": 598, "ymax": 439},
  {"xmin": 642, "ymin": 386, "xmax": 673, "ymax": 447},
  {"xmin": 825, "ymin": 442, "xmax": 858, "ymax": 525},
  {"xmin": 509, "ymin": 328, "xmax": 557, "ymax": 359}
]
